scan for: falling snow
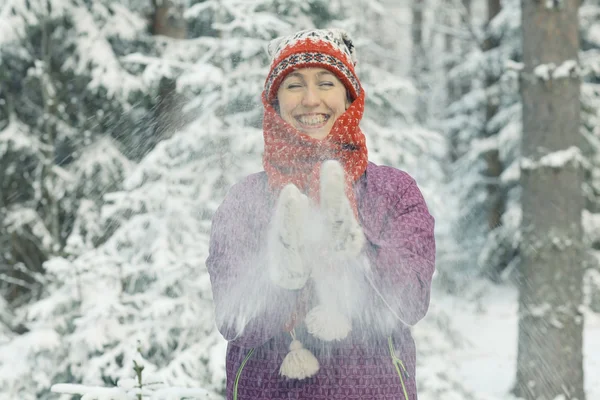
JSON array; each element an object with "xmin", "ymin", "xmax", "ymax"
[{"xmin": 1, "ymin": 0, "xmax": 600, "ymax": 399}]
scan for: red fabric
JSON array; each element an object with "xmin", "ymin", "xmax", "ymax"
[
  {"xmin": 261, "ymin": 90, "xmax": 368, "ymax": 218},
  {"xmin": 265, "ymin": 38, "xmax": 359, "ymax": 103}
]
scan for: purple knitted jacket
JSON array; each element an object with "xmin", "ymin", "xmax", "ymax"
[{"xmin": 206, "ymin": 162, "xmax": 436, "ymax": 400}]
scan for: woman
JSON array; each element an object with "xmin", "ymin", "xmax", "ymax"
[{"xmin": 206, "ymin": 29, "xmax": 435, "ymax": 400}]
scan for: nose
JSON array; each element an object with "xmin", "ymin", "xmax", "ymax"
[{"xmin": 301, "ymin": 84, "xmax": 320, "ymax": 107}]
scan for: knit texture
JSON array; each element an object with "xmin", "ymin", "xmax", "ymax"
[
  {"xmin": 265, "ymin": 28, "xmax": 361, "ymax": 103},
  {"xmin": 261, "ymin": 90, "xmax": 368, "ymax": 218}
]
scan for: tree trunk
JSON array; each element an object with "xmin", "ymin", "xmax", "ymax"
[
  {"xmin": 412, "ymin": 0, "xmax": 423, "ymax": 70},
  {"xmin": 444, "ymin": 0, "xmax": 457, "ymax": 107},
  {"xmin": 150, "ymin": 0, "xmax": 187, "ymax": 145},
  {"xmin": 483, "ymin": 0, "xmax": 503, "ymax": 230},
  {"xmin": 459, "ymin": 0, "xmax": 471, "ymax": 97},
  {"xmin": 447, "ymin": 0, "xmax": 472, "ymax": 162},
  {"xmin": 152, "ymin": 0, "xmax": 187, "ymax": 39},
  {"xmin": 488, "ymin": 0, "xmax": 500, "ymax": 21},
  {"xmin": 516, "ymin": 1, "xmax": 585, "ymax": 399},
  {"xmin": 444, "ymin": 0, "xmax": 473, "ymax": 107},
  {"xmin": 444, "ymin": 0, "xmax": 461, "ymax": 162},
  {"xmin": 412, "ymin": 0, "xmax": 428, "ymax": 123},
  {"xmin": 40, "ymin": 4, "xmax": 61, "ymax": 248},
  {"xmin": 590, "ymin": 269, "xmax": 600, "ymax": 313}
]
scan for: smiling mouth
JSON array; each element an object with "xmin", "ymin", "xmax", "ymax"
[{"xmin": 295, "ymin": 114, "xmax": 330, "ymax": 129}]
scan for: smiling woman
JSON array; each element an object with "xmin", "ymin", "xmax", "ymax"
[
  {"xmin": 206, "ymin": 28, "xmax": 436, "ymax": 400},
  {"xmin": 276, "ymin": 68, "xmax": 350, "ymax": 140}
]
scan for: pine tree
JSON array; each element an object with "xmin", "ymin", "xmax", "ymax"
[
  {"xmin": 581, "ymin": 0, "xmax": 600, "ymax": 315},
  {"xmin": 0, "ymin": 0, "xmax": 147, "ymax": 305},
  {"xmin": 440, "ymin": 0, "xmax": 527, "ymax": 286},
  {"xmin": 0, "ymin": 0, "xmax": 208, "ymax": 397},
  {"xmin": 0, "ymin": 1, "xmax": 448, "ymax": 397},
  {"xmin": 440, "ymin": 0, "xmax": 600, "ymax": 295},
  {"xmin": 0, "ymin": 1, "xmax": 349, "ymax": 398}
]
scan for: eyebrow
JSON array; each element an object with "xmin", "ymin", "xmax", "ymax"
[{"xmin": 284, "ymin": 71, "xmax": 335, "ymax": 80}]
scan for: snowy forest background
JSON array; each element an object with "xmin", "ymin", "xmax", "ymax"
[{"xmin": 1, "ymin": 0, "xmax": 600, "ymax": 399}]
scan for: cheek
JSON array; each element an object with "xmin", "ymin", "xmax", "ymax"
[
  {"xmin": 277, "ymin": 100, "xmax": 298, "ymax": 125},
  {"xmin": 277, "ymin": 97, "xmax": 297, "ymax": 116},
  {"xmin": 328, "ymin": 91, "xmax": 349, "ymax": 113}
]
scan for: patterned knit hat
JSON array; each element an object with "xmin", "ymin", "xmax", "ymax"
[{"xmin": 264, "ymin": 28, "xmax": 362, "ymax": 103}]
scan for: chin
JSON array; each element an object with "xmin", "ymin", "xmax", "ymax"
[{"xmin": 306, "ymin": 131, "xmax": 328, "ymax": 140}]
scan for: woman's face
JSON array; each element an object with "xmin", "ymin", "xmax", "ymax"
[{"xmin": 276, "ymin": 68, "xmax": 350, "ymax": 140}]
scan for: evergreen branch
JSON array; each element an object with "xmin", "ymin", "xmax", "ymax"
[
  {"xmin": 0, "ymin": 314, "xmax": 29, "ymax": 335},
  {"xmin": 0, "ymin": 273, "xmax": 36, "ymax": 290}
]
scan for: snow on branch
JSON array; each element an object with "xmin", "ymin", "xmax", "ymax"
[
  {"xmin": 544, "ymin": 0, "xmax": 563, "ymax": 10},
  {"xmin": 521, "ymin": 225, "xmax": 584, "ymax": 260},
  {"xmin": 505, "ymin": 60, "xmax": 524, "ymax": 72},
  {"xmin": 533, "ymin": 60, "xmax": 581, "ymax": 81},
  {"xmin": 525, "ymin": 303, "xmax": 552, "ymax": 318},
  {"xmin": 583, "ymin": 210, "xmax": 600, "ymax": 245},
  {"xmin": 520, "ymin": 146, "xmax": 588, "ymax": 171},
  {"xmin": 506, "ymin": 59, "xmax": 582, "ymax": 84},
  {"xmin": 521, "ymin": 303, "xmax": 578, "ymax": 329}
]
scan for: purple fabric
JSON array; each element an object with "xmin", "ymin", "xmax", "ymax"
[{"xmin": 206, "ymin": 162, "xmax": 436, "ymax": 400}]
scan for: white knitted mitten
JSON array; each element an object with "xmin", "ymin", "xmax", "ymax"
[
  {"xmin": 268, "ymin": 184, "xmax": 310, "ymax": 290},
  {"xmin": 320, "ymin": 160, "xmax": 364, "ymax": 258}
]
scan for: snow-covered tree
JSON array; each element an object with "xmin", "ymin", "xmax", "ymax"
[
  {"xmin": 0, "ymin": 0, "xmax": 152, "ymax": 303},
  {"xmin": 439, "ymin": 0, "xmax": 600, "ymax": 296},
  {"xmin": 581, "ymin": 2, "xmax": 600, "ymax": 213},
  {"xmin": 0, "ymin": 1, "xmax": 348, "ymax": 398},
  {"xmin": 339, "ymin": 0, "xmax": 445, "ymax": 213},
  {"xmin": 0, "ymin": 1, "xmax": 449, "ymax": 397},
  {"xmin": 581, "ymin": 1, "xmax": 600, "ymax": 314},
  {"xmin": 437, "ymin": 0, "xmax": 524, "ymax": 286},
  {"xmin": 0, "ymin": 0, "xmax": 199, "ymax": 397}
]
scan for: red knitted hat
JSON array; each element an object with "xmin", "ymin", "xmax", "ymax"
[{"xmin": 264, "ymin": 29, "xmax": 362, "ymax": 103}]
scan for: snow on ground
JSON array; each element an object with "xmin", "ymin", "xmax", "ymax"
[{"xmin": 416, "ymin": 280, "xmax": 600, "ymax": 400}]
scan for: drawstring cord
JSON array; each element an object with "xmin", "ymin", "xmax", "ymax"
[{"xmin": 388, "ymin": 336, "xmax": 410, "ymax": 400}]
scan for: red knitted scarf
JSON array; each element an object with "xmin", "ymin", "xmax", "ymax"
[{"xmin": 262, "ymin": 91, "xmax": 368, "ymax": 216}]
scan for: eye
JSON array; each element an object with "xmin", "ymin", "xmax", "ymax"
[
  {"xmin": 286, "ymin": 82, "xmax": 303, "ymax": 89},
  {"xmin": 319, "ymin": 81, "xmax": 335, "ymax": 87}
]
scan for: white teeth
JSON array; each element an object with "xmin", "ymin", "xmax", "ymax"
[{"xmin": 297, "ymin": 115, "xmax": 328, "ymax": 126}]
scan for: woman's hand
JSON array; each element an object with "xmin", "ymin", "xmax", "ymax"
[
  {"xmin": 320, "ymin": 160, "xmax": 365, "ymax": 258},
  {"xmin": 267, "ymin": 184, "xmax": 311, "ymax": 289}
]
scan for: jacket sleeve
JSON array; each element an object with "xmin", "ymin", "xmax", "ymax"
[
  {"xmin": 363, "ymin": 178, "xmax": 436, "ymax": 326},
  {"xmin": 206, "ymin": 180, "xmax": 297, "ymax": 349}
]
